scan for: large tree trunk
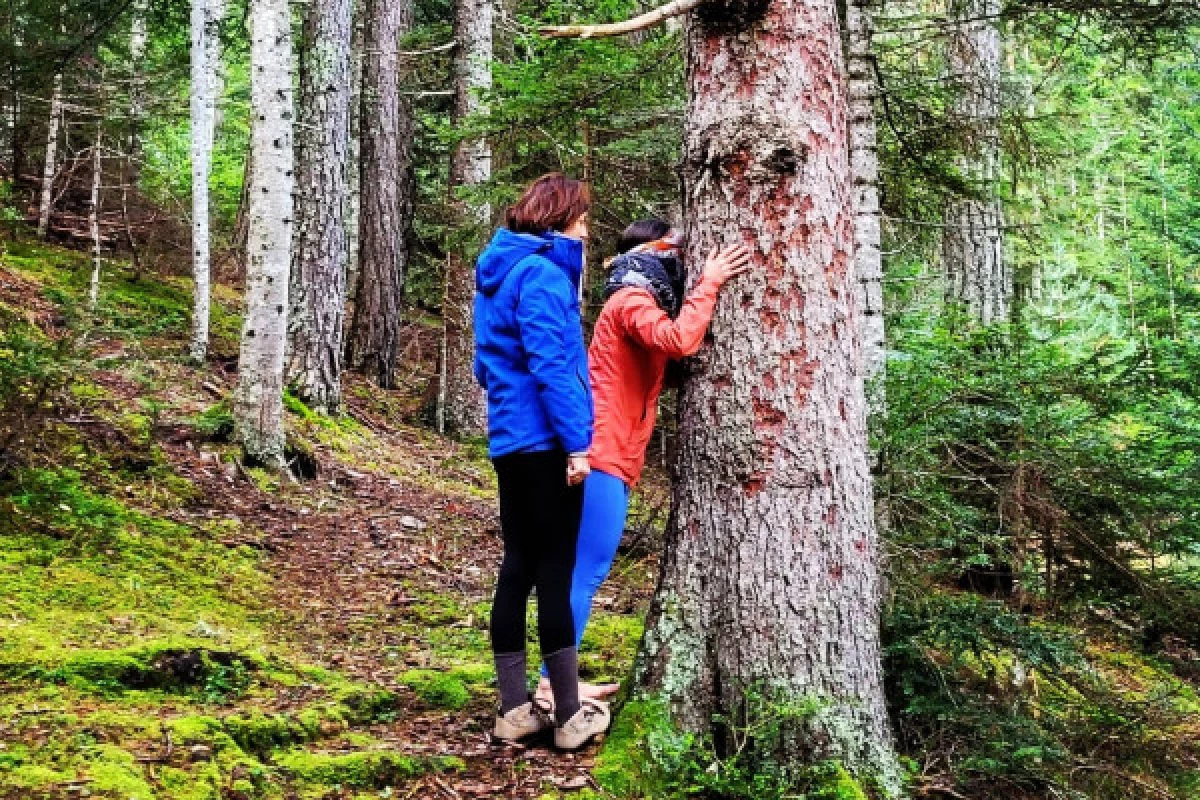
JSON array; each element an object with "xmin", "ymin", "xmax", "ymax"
[
  {"xmin": 437, "ymin": 0, "xmax": 492, "ymax": 436},
  {"xmin": 634, "ymin": 0, "xmax": 899, "ymax": 787},
  {"xmin": 345, "ymin": 0, "xmax": 414, "ymax": 389},
  {"xmin": 234, "ymin": 0, "xmax": 294, "ymax": 466},
  {"xmin": 36, "ymin": 72, "xmax": 63, "ymax": 239},
  {"xmin": 942, "ymin": 0, "xmax": 1007, "ymax": 324},
  {"xmin": 287, "ymin": 0, "xmax": 352, "ymax": 412},
  {"xmin": 188, "ymin": 0, "xmax": 224, "ymax": 363}
]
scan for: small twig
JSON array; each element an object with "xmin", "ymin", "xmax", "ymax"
[
  {"xmin": 399, "ymin": 40, "xmax": 457, "ymax": 57},
  {"xmin": 539, "ymin": 0, "xmax": 703, "ymax": 38}
]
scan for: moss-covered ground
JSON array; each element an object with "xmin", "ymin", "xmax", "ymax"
[
  {"xmin": 0, "ymin": 239, "xmax": 646, "ymax": 798},
  {"xmin": 3, "ymin": 236, "xmax": 1197, "ymax": 799}
]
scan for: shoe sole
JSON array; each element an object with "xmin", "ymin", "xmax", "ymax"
[
  {"xmin": 553, "ymin": 729, "xmax": 609, "ymax": 752},
  {"xmin": 491, "ymin": 727, "xmax": 554, "ymax": 747}
]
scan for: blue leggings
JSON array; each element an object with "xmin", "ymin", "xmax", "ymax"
[{"xmin": 541, "ymin": 469, "xmax": 629, "ymax": 676}]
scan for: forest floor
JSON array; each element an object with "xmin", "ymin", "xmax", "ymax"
[
  {"xmin": 4, "ymin": 237, "xmax": 1199, "ymax": 800},
  {"xmin": 0, "ymin": 237, "xmax": 663, "ymax": 799}
]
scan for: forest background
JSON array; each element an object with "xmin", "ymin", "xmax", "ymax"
[{"xmin": 1, "ymin": 0, "xmax": 1199, "ymax": 798}]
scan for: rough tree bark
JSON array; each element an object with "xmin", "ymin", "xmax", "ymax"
[
  {"xmin": 346, "ymin": 0, "xmax": 414, "ymax": 389},
  {"xmin": 188, "ymin": 0, "xmax": 224, "ymax": 363},
  {"xmin": 847, "ymin": 0, "xmax": 885, "ymax": 405},
  {"xmin": 287, "ymin": 0, "xmax": 352, "ymax": 412},
  {"xmin": 942, "ymin": 0, "xmax": 1008, "ymax": 324},
  {"xmin": 633, "ymin": 0, "xmax": 899, "ymax": 787},
  {"xmin": 36, "ymin": 72, "xmax": 63, "ymax": 239},
  {"xmin": 345, "ymin": 4, "xmax": 364, "ymax": 302},
  {"xmin": 437, "ymin": 0, "xmax": 492, "ymax": 436},
  {"xmin": 234, "ymin": 0, "xmax": 294, "ymax": 466},
  {"xmin": 1, "ymin": 11, "xmax": 16, "ymax": 177}
]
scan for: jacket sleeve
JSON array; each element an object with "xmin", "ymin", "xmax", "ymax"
[
  {"xmin": 472, "ymin": 294, "xmax": 487, "ymax": 389},
  {"xmin": 515, "ymin": 261, "xmax": 594, "ymax": 454},
  {"xmin": 617, "ymin": 274, "xmax": 723, "ymax": 358}
]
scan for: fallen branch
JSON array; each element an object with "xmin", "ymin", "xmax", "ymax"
[{"xmin": 539, "ymin": 0, "xmax": 703, "ymax": 38}]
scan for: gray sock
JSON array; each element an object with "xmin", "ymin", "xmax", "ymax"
[
  {"xmin": 544, "ymin": 646, "xmax": 581, "ymax": 725},
  {"xmin": 494, "ymin": 651, "xmax": 529, "ymax": 715}
]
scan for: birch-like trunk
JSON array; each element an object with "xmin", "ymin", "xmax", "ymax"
[
  {"xmin": 635, "ymin": 0, "xmax": 898, "ymax": 788},
  {"xmin": 36, "ymin": 72, "xmax": 63, "ymax": 239},
  {"xmin": 234, "ymin": 0, "xmax": 294, "ymax": 466},
  {"xmin": 128, "ymin": 0, "xmax": 147, "ymax": 187},
  {"xmin": 942, "ymin": 0, "xmax": 1008, "ymax": 324},
  {"xmin": 87, "ymin": 119, "xmax": 102, "ymax": 310},
  {"xmin": 437, "ymin": 0, "xmax": 492, "ymax": 435},
  {"xmin": 188, "ymin": 0, "xmax": 224, "ymax": 363},
  {"xmin": 287, "ymin": 0, "xmax": 352, "ymax": 412},
  {"xmin": 345, "ymin": 0, "xmax": 414, "ymax": 388}
]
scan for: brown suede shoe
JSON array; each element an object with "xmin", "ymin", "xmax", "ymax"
[
  {"xmin": 554, "ymin": 698, "xmax": 611, "ymax": 751},
  {"xmin": 493, "ymin": 697, "xmax": 553, "ymax": 743}
]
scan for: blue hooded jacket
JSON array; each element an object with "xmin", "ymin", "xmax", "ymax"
[{"xmin": 473, "ymin": 228, "xmax": 594, "ymax": 458}]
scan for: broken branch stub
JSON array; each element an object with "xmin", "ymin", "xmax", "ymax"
[{"xmin": 539, "ymin": 0, "xmax": 705, "ymax": 39}]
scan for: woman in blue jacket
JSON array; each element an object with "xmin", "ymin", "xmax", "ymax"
[{"xmin": 474, "ymin": 173, "xmax": 610, "ymax": 751}]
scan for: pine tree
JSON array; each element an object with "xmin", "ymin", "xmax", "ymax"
[
  {"xmin": 601, "ymin": 0, "xmax": 900, "ymax": 786},
  {"xmin": 942, "ymin": 0, "xmax": 1008, "ymax": 324},
  {"xmin": 287, "ymin": 0, "xmax": 352, "ymax": 412},
  {"xmin": 346, "ymin": 0, "xmax": 414, "ymax": 389},
  {"xmin": 437, "ymin": 0, "xmax": 492, "ymax": 435}
]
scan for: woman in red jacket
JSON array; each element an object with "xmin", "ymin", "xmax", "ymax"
[{"xmin": 536, "ymin": 219, "xmax": 751, "ymax": 703}]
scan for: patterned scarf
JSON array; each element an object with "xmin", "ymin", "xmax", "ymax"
[{"xmin": 603, "ymin": 233, "xmax": 687, "ymax": 318}]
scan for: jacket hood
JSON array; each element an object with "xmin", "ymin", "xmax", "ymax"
[{"xmin": 476, "ymin": 228, "xmax": 584, "ymax": 296}]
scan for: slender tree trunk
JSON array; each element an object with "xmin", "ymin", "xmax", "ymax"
[
  {"xmin": 0, "ymin": 9, "xmax": 13, "ymax": 177},
  {"xmin": 36, "ymin": 72, "xmax": 63, "ymax": 238},
  {"xmin": 87, "ymin": 118, "xmax": 102, "ymax": 310},
  {"xmin": 234, "ymin": 0, "xmax": 294, "ymax": 466},
  {"xmin": 941, "ymin": 0, "xmax": 1007, "ymax": 325},
  {"xmin": 346, "ymin": 0, "xmax": 414, "ymax": 389},
  {"xmin": 635, "ymin": 0, "xmax": 899, "ymax": 788},
  {"xmin": 287, "ymin": 0, "xmax": 352, "ymax": 412},
  {"xmin": 188, "ymin": 0, "xmax": 224, "ymax": 363},
  {"xmin": 345, "ymin": 2, "xmax": 364, "ymax": 302},
  {"xmin": 1158, "ymin": 140, "xmax": 1177, "ymax": 340},
  {"xmin": 128, "ymin": 0, "xmax": 147, "ymax": 187},
  {"xmin": 847, "ymin": 0, "xmax": 885, "ymax": 411},
  {"xmin": 437, "ymin": 0, "xmax": 492, "ymax": 435}
]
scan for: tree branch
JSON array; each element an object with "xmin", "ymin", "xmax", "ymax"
[{"xmin": 539, "ymin": 0, "xmax": 704, "ymax": 39}]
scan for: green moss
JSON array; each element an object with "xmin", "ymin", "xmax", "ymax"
[
  {"xmin": 169, "ymin": 714, "xmax": 224, "ymax": 744},
  {"xmin": 88, "ymin": 744, "xmax": 156, "ymax": 798},
  {"xmin": 2, "ymin": 763, "xmax": 72, "ymax": 789},
  {"xmin": 580, "ymin": 613, "xmax": 643, "ymax": 679},
  {"xmin": 593, "ymin": 696, "xmax": 686, "ymax": 798},
  {"xmin": 0, "ymin": 468, "xmax": 271, "ymax": 675},
  {"xmin": 190, "ymin": 402, "xmax": 235, "ymax": 441},
  {"xmin": 398, "ymin": 670, "xmax": 470, "ymax": 710},
  {"xmin": 806, "ymin": 763, "xmax": 870, "ymax": 800},
  {"xmin": 274, "ymin": 749, "xmax": 463, "ymax": 789},
  {"xmin": 334, "ymin": 686, "xmax": 400, "ymax": 720}
]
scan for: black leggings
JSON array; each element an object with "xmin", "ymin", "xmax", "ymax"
[{"xmin": 490, "ymin": 449, "xmax": 584, "ymax": 656}]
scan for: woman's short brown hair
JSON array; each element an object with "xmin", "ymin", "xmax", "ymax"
[{"xmin": 505, "ymin": 173, "xmax": 591, "ymax": 235}]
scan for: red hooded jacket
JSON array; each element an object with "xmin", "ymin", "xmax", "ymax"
[{"xmin": 587, "ymin": 273, "xmax": 722, "ymax": 487}]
